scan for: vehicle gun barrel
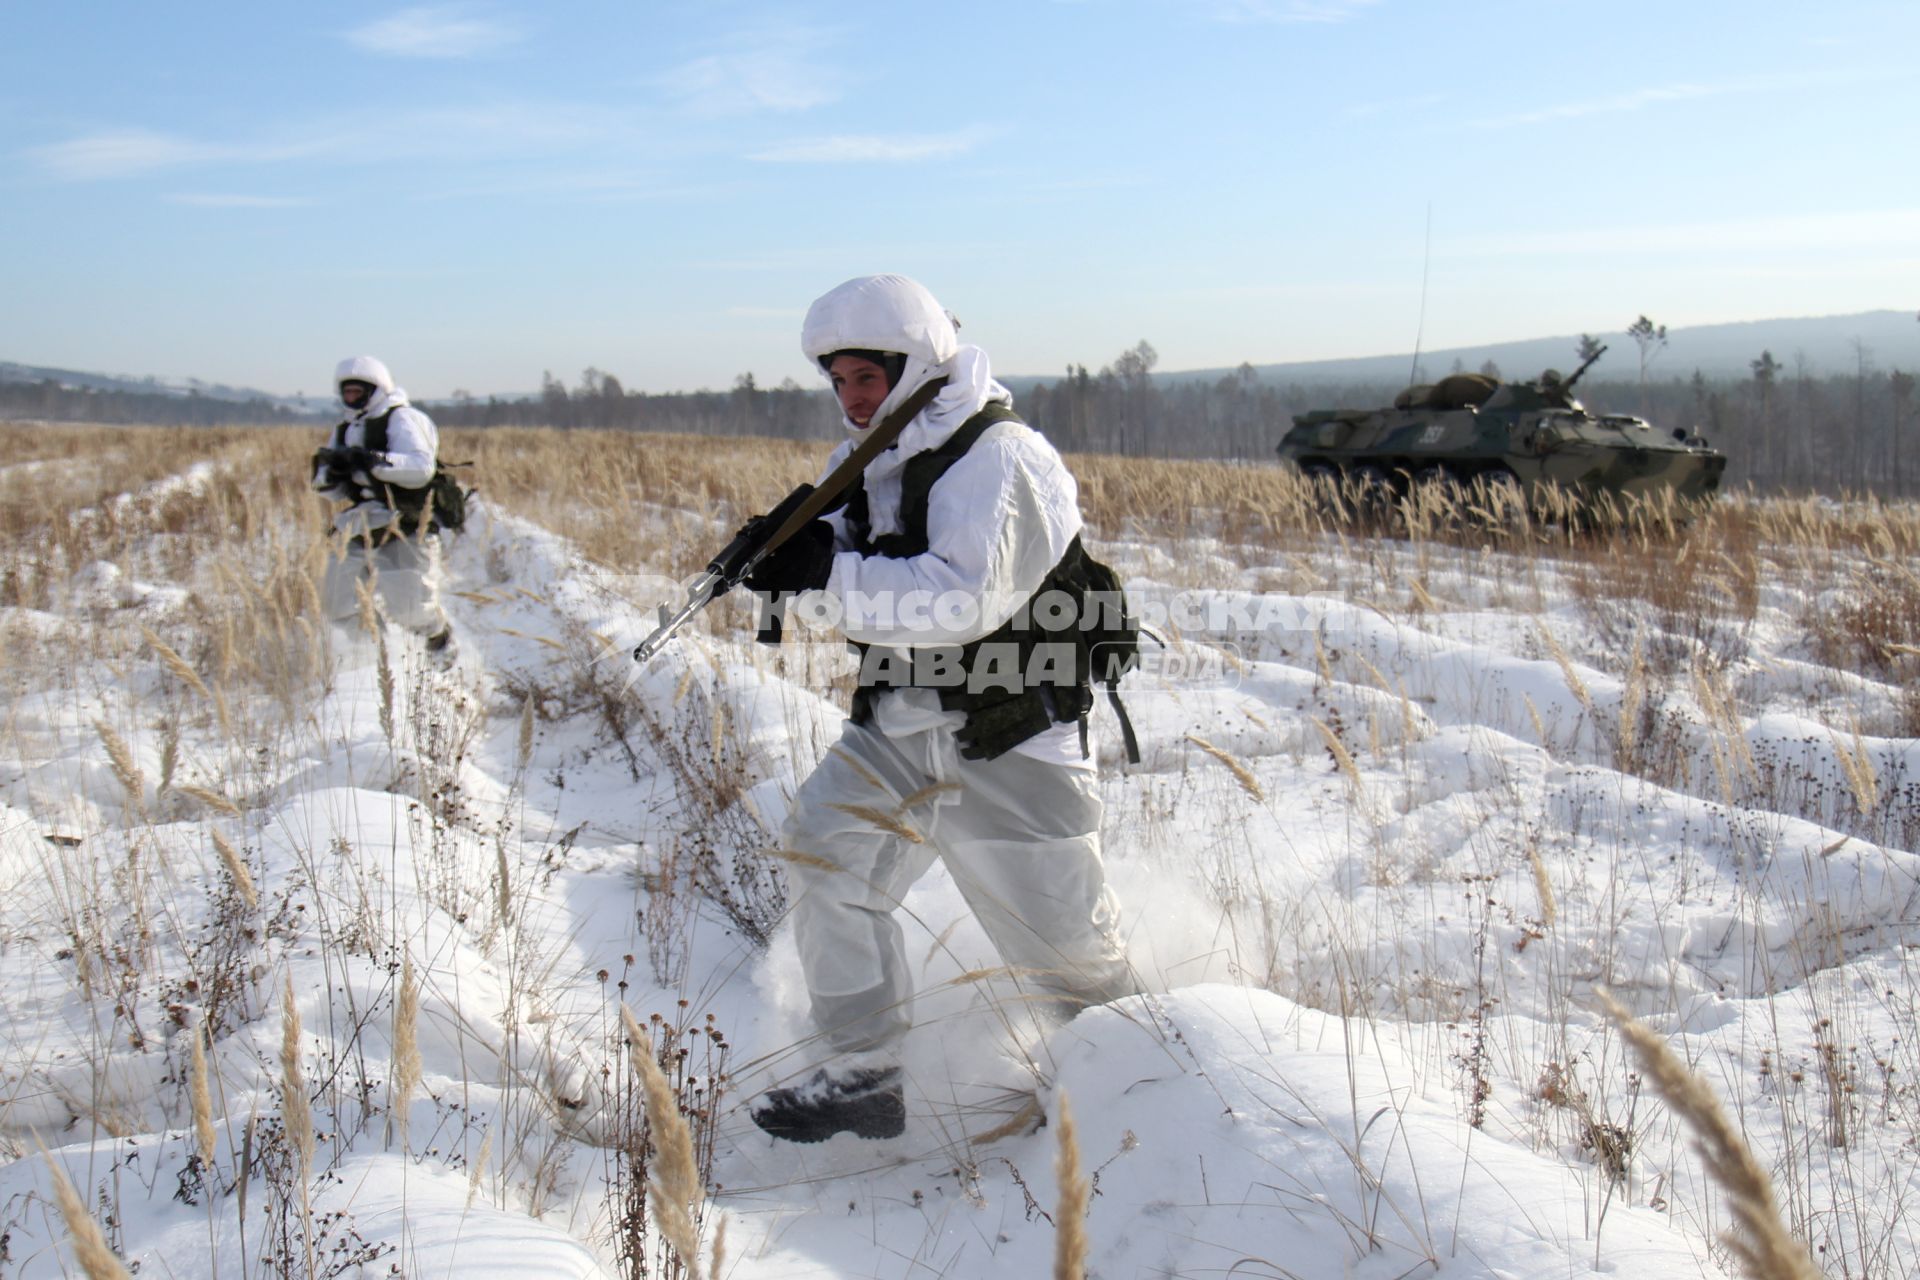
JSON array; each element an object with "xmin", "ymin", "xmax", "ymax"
[{"xmin": 1563, "ymin": 344, "xmax": 1608, "ymax": 391}]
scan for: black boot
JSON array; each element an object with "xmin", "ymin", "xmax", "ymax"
[{"xmin": 751, "ymin": 1065, "xmax": 905, "ymax": 1143}]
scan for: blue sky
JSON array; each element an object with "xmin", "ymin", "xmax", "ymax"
[{"xmin": 5, "ymin": 0, "xmax": 1918, "ymax": 397}]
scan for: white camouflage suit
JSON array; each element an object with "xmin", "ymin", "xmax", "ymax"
[
  {"xmin": 313, "ymin": 355, "xmax": 450, "ymax": 638},
  {"xmin": 782, "ymin": 276, "xmax": 1135, "ymax": 1056}
]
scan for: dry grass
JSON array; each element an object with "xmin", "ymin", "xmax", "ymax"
[
  {"xmin": 5, "ymin": 420, "xmax": 1918, "ymax": 1277},
  {"xmin": 40, "ymin": 1145, "xmax": 133, "ymax": 1280},
  {"xmin": 1054, "ymin": 1090, "xmax": 1090, "ymax": 1280},
  {"xmin": 1600, "ymin": 992, "xmax": 1824, "ymax": 1280},
  {"xmin": 623, "ymin": 1005, "xmax": 704, "ymax": 1271}
]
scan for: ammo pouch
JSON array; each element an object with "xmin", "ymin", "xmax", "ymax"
[
  {"xmin": 327, "ymin": 410, "xmax": 469, "ymax": 539},
  {"xmin": 848, "ymin": 543, "xmax": 1119, "ymax": 763},
  {"xmin": 840, "ymin": 403, "xmax": 1140, "ymax": 764}
]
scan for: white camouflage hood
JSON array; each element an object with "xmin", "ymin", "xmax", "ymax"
[
  {"xmin": 800, "ymin": 274, "xmax": 1011, "ymax": 468},
  {"xmin": 335, "ymin": 354, "xmax": 411, "ymax": 420}
]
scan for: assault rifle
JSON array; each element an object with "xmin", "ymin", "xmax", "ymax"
[
  {"xmin": 631, "ymin": 377, "xmax": 949, "ymax": 667},
  {"xmin": 313, "ymin": 444, "xmax": 380, "ymax": 491}
]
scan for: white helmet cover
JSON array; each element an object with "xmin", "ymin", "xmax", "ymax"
[
  {"xmin": 334, "ymin": 355, "xmax": 395, "ymax": 394},
  {"xmin": 801, "ymin": 275, "xmax": 961, "ymax": 427}
]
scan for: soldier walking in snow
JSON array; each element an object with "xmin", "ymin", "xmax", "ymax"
[
  {"xmin": 738, "ymin": 275, "xmax": 1137, "ymax": 1142},
  {"xmin": 312, "ymin": 355, "xmax": 454, "ymax": 652}
]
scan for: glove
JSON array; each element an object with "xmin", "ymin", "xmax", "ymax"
[
  {"xmin": 745, "ymin": 519, "xmax": 835, "ymax": 595},
  {"xmin": 315, "ymin": 445, "xmax": 382, "ymax": 491},
  {"xmin": 334, "ymin": 445, "xmax": 380, "ymax": 477},
  {"xmin": 758, "ymin": 483, "xmax": 816, "ymax": 537},
  {"xmin": 311, "ymin": 446, "xmax": 339, "ymax": 490}
]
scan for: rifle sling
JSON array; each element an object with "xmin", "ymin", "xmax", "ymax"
[{"xmin": 754, "ymin": 376, "xmax": 950, "ymax": 562}]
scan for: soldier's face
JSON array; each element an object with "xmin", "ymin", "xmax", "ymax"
[
  {"xmin": 828, "ymin": 355, "xmax": 892, "ymax": 428},
  {"xmin": 339, "ymin": 381, "xmax": 373, "ymax": 410}
]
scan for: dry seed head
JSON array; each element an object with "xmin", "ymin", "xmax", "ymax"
[
  {"xmin": 494, "ymin": 839, "xmax": 512, "ymax": 929},
  {"xmin": 769, "ymin": 847, "xmax": 843, "ymax": 873},
  {"xmin": 181, "ymin": 784, "xmax": 243, "ymax": 818},
  {"xmin": 375, "ymin": 629, "xmax": 395, "ymax": 745},
  {"xmin": 825, "ymin": 803, "xmax": 925, "ymax": 843},
  {"xmin": 280, "ymin": 975, "xmax": 314, "ymax": 1183},
  {"xmin": 1526, "ymin": 843, "xmax": 1558, "ymax": 929},
  {"xmin": 140, "ymin": 626, "xmax": 214, "ymax": 702},
  {"xmin": 622, "ymin": 1006, "xmax": 702, "ymax": 1266},
  {"xmin": 91, "ymin": 719, "xmax": 145, "ymax": 808},
  {"xmin": 1832, "ymin": 727, "xmax": 1880, "ymax": 816},
  {"xmin": 392, "ymin": 957, "xmax": 422, "ymax": 1149},
  {"xmin": 517, "ymin": 693, "xmax": 536, "ymax": 770},
  {"xmin": 1537, "ymin": 624, "xmax": 1594, "ymax": 714},
  {"xmin": 210, "ymin": 830, "xmax": 257, "ymax": 909},
  {"xmin": 1184, "ymin": 734, "xmax": 1264, "ymax": 802},
  {"xmin": 895, "ymin": 781, "xmax": 963, "ymax": 812},
  {"xmin": 1308, "ymin": 719, "xmax": 1362, "ymax": 792},
  {"xmin": 947, "ymin": 965, "xmax": 1061, "ymax": 986},
  {"xmin": 158, "ymin": 722, "xmax": 179, "ymax": 798},
  {"xmin": 190, "ymin": 1021, "xmax": 217, "ymax": 1166},
  {"xmin": 1597, "ymin": 990, "xmax": 1823, "ymax": 1280},
  {"xmin": 39, "ymin": 1146, "xmax": 133, "ymax": 1280},
  {"xmin": 356, "ymin": 578, "xmax": 380, "ymax": 641},
  {"xmin": 828, "ymin": 745, "xmax": 890, "ymax": 795},
  {"xmin": 1054, "ymin": 1090, "xmax": 1089, "ymax": 1280},
  {"xmin": 466, "ymin": 1127, "xmax": 493, "ymax": 1209}
]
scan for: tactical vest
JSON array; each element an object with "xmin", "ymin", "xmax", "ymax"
[
  {"xmin": 331, "ymin": 410, "xmax": 465, "ymax": 537},
  {"xmin": 841, "ymin": 404, "xmax": 1140, "ymax": 764}
]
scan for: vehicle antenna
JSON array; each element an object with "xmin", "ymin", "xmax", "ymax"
[{"xmin": 1409, "ymin": 202, "xmax": 1432, "ymax": 388}]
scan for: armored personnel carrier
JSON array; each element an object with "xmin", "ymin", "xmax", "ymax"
[{"xmin": 1275, "ymin": 346, "xmax": 1726, "ymax": 508}]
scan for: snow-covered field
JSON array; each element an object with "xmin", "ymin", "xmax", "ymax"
[{"xmin": 2, "ymin": 427, "xmax": 1916, "ymax": 1279}]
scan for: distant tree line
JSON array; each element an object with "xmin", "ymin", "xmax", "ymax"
[
  {"xmin": 11, "ymin": 329, "xmax": 1918, "ymax": 497},
  {"xmin": 425, "ymin": 341, "xmax": 1920, "ymax": 498},
  {"xmin": 0, "ymin": 378, "xmax": 307, "ymax": 427}
]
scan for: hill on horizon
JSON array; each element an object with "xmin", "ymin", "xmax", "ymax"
[
  {"xmin": 7, "ymin": 310, "xmax": 1915, "ymax": 406},
  {"xmin": 1143, "ymin": 309, "xmax": 1919, "ymax": 390}
]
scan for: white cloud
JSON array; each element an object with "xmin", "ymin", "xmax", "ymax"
[
  {"xmin": 28, "ymin": 130, "xmax": 246, "ymax": 180},
  {"xmin": 28, "ymin": 102, "xmax": 626, "ymax": 181},
  {"xmin": 347, "ymin": 6, "xmax": 522, "ymax": 59},
  {"xmin": 656, "ymin": 42, "xmax": 837, "ymax": 116},
  {"xmin": 165, "ymin": 193, "xmax": 311, "ymax": 208},
  {"xmin": 748, "ymin": 131, "xmax": 985, "ymax": 164}
]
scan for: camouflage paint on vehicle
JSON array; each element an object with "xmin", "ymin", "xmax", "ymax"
[{"xmin": 1275, "ymin": 346, "xmax": 1727, "ymax": 505}]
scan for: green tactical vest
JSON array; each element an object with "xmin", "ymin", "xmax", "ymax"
[{"xmin": 839, "ymin": 404, "xmax": 1140, "ymax": 764}]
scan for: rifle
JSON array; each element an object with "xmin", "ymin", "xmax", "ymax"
[
  {"xmin": 631, "ymin": 376, "xmax": 950, "ymax": 667},
  {"xmin": 313, "ymin": 444, "xmax": 380, "ymax": 491}
]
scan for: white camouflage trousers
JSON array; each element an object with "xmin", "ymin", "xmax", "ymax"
[
  {"xmin": 320, "ymin": 532, "xmax": 449, "ymax": 637},
  {"xmin": 783, "ymin": 713, "xmax": 1135, "ymax": 1054}
]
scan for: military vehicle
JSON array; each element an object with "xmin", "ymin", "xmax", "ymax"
[{"xmin": 1275, "ymin": 345, "xmax": 1726, "ymax": 511}]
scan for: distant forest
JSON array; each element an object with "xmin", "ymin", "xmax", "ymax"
[
  {"xmin": 425, "ymin": 341, "xmax": 1920, "ymax": 498},
  {"xmin": 0, "ymin": 378, "xmax": 307, "ymax": 427},
  {"xmin": 9, "ymin": 339, "xmax": 1918, "ymax": 498}
]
